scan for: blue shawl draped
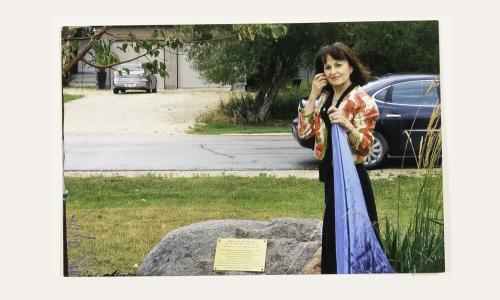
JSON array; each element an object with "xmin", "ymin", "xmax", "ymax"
[{"xmin": 331, "ymin": 124, "xmax": 393, "ymax": 273}]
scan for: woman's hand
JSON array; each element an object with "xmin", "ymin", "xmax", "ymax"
[
  {"xmin": 309, "ymin": 73, "xmax": 328, "ymax": 100},
  {"xmin": 327, "ymin": 106, "xmax": 354, "ymax": 132}
]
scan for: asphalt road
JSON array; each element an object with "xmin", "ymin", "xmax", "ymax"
[{"xmin": 63, "ymin": 134, "xmax": 319, "ymax": 171}]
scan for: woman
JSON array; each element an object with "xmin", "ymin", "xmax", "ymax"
[{"xmin": 298, "ymin": 42, "xmax": 382, "ymax": 274}]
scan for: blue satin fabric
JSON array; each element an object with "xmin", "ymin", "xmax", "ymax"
[{"xmin": 331, "ymin": 124, "xmax": 393, "ymax": 273}]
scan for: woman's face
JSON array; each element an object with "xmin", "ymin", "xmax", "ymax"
[{"xmin": 323, "ymin": 54, "xmax": 353, "ymax": 88}]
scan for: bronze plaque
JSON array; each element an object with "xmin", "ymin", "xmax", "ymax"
[{"xmin": 213, "ymin": 238, "xmax": 267, "ymax": 272}]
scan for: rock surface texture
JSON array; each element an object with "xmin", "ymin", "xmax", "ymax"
[{"xmin": 138, "ymin": 218, "xmax": 322, "ymax": 276}]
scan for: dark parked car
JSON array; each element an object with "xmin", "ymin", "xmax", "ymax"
[
  {"xmin": 112, "ymin": 63, "xmax": 158, "ymax": 94},
  {"xmin": 292, "ymin": 74, "xmax": 441, "ymax": 169}
]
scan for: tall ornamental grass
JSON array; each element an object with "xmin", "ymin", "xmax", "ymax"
[{"xmin": 382, "ymin": 103, "xmax": 445, "ymax": 273}]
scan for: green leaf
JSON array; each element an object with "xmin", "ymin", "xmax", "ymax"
[
  {"xmin": 153, "ymin": 49, "xmax": 160, "ymax": 57},
  {"xmin": 128, "ymin": 32, "xmax": 137, "ymax": 41},
  {"xmin": 255, "ymin": 25, "xmax": 263, "ymax": 37},
  {"xmin": 248, "ymin": 30, "xmax": 255, "ymax": 41},
  {"xmin": 280, "ymin": 25, "xmax": 288, "ymax": 35},
  {"xmin": 427, "ymin": 217, "xmax": 444, "ymax": 226},
  {"xmin": 181, "ymin": 25, "xmax": 194, "ymax": 36},
  {"xmin": 271, "ymin": 25, "xmax": 288, "ymax": 39}
]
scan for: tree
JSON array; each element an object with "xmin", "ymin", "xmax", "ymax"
[
  {"xmin": 343, "ymin": 21, "xmax": 440, "ymax": 75},
  {"xmin": 185, "ymin": 21, "xmax": 440, "ymax": 123},
  {"xmin": 186, "ymin": 23, "xmax": 345, "ymax": 123}
]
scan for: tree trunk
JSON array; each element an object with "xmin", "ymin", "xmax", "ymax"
[
  {"xmin": 254, "ymin": 74, "xmax": 287, "ymax": 122},
  {"xmin": 235, "ymin": 47, "xmax": 299, "ymax": 124},
  {"xmin": 251, "ymin": 56, "xmax": 296, "ymax": 123},
  {"xmin": 62, "ymin": 26, "xmax": 110, "ymax": 73}
]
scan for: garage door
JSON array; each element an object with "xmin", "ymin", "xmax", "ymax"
[
  {"xmin": 177, "ymin": 52, "xmax": 224, "ymax": 89},
  {"xmin": 108, "ymin": 42, "xmax": 226, "ymax": 89}
]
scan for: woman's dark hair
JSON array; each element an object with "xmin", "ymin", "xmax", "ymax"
[{"xmin": 315, "ymin": 42, "xmax": 371, "ymax": 87}]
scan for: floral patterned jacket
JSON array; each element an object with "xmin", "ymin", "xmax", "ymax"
[{"xmin": 298, "ymin": 86, "xmax": 379, "ymax": 164}]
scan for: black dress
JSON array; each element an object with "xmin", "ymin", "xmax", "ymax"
[{"xmin": 319, "ymin": 91, "xmax": 383, "ymax": 274}]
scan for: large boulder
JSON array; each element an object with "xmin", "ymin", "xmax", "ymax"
[{"xmin": 138, "ymin": 218, "xmax": 322, "ymax": 276}]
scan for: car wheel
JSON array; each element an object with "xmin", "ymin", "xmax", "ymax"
[
  {"xmin": 113, "ymin": 88, "xmax": 119, "ymax": 94},
  {"xmin": 365, "ymin": 131, "xmax": 388, "ymax": 169}
]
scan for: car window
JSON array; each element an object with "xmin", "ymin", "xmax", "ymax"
[
  {"xmin": 391, "ymin": 80, "xmax": 439, "ymax": 106},
  {"xmin": 422, "ymin": 82, "xmax": 440, "ymax": 105},
  {"xmin": 373, "ymin": 88, "xmax": 388, "ymax": 101}
]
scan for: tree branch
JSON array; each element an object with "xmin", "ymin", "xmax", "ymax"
[
  {"xmin": 64, "ymin": 36, "xmax": 94, "ymax": 41},
  {"xmin": 62, "ymin": 26, "xmax": 110, "ymax": 73},
  {"xmin": 80, "ymin": 43, "xmax": 165, "ymax": 70},
  {"xmin": 62, "ymin": 26, "xmax": 241, "ymax": 75}
]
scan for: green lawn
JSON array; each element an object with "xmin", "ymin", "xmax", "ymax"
[
  {"xmin": 65, "ymin": 174, "xmax": 442, "ymax": 276},
  {"xmin": 189, "ymin": 120, "xmax": 291, "ymax": 134},
  {"xmin": 63, "ymin": 94, "xmax": 85, "ymax": 103}
]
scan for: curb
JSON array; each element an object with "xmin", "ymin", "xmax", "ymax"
[{"xmin": 63, "ymin": 168, "xmax": 439, "ymax": 179}]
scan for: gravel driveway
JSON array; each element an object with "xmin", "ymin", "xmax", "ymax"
[{"xmin": 63, "ymin": 87, "xmax": 232, "ymax": 135}]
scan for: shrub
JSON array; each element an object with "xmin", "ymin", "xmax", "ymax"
[
  {"xmin": 219, "ymin": 92, "xmax": 256, "ymax": 123},
  {"xmin": 269, "ymin": 84, "xmax": 310, "ymax": 120},
  {"xmin": 217, "ymin": 84, "xmax": 310, "ymax": 124}
]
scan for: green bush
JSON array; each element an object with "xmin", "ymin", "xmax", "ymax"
[
  {"xmin": 219, "ymin": 84, "xmax": 310, "ymax": 123},
  {"xmin": 269, "ymin": 84, "xmax": 310, "ymax": 120},
  {"xmin": 219, "ymin": 92, "xmax": 256, "ymax": 122}
]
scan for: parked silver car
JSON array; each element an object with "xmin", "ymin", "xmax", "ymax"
[{"xmin": 112, "ymin": 63, "xmax": 157, "ymax": 94}]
